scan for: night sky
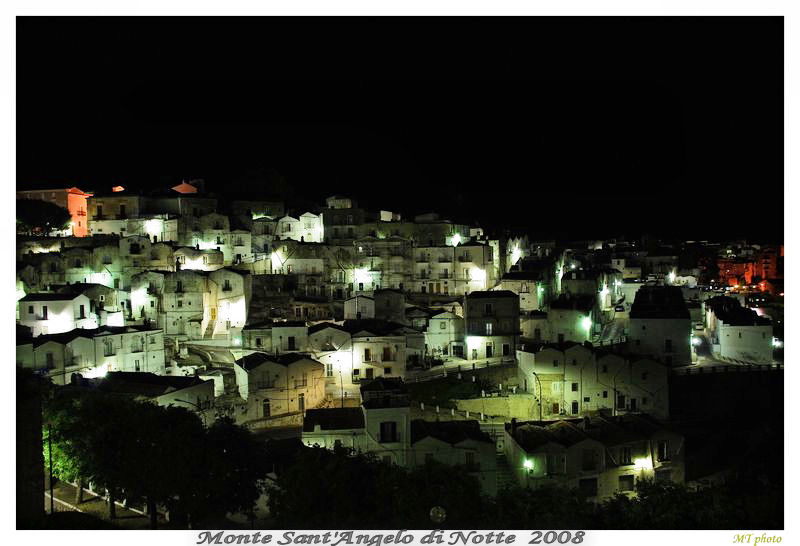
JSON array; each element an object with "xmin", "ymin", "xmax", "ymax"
[{"xmin": 16, "ymin": 17, "xmax": 784, "ymax": 242}]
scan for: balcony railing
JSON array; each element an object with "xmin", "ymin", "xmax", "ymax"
[
  {"xmin": 438, "ymin": 257, "xmax": 451, "ymax": 263},
  {"xmin": 439, "ymin": 273, "xmax": 451, "ymax": 279},
  {"xmin": 458, "ymin": 256, "xmax": 472, "ymax": 262}
]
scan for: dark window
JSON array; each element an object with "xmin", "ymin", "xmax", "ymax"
[
  {"xmin": 256, "ymin": 337, "xmax": 262, "ymax": 347},
  {"xmin": 619, "ymin": 475, "xmax": 635, "ymax": 492},
  {"xmin": 655, "ymin": 469, "xmax": 672, "ymax": 483},
  {"xmin": 603, "ymin": 390, "xmax": 608, "ymax": 398},
  {"xmin": 657, "ymin": 440, "xmax": 670, "ymax": 461},
  {"xmin": 571, "ymin": 382, "xmax": 578, "ymax": 392},
  {"xmin": 620, "ymin": 447, "xmax": 632, "ymax": 465},
  {"xmin": 379, "ymin": 421, "xmax": 398, "ymax": 443},
  {"xmin": 571, "ymin": 401, "xmax": 579, "ymax": 415}
]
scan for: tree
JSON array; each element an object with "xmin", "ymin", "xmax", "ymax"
[{"xmin": 16, "ymin": 199, "xmax": 71, "ymax": 234}]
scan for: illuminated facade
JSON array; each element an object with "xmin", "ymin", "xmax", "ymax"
[
  {"xmin": 517, "ymin": 344, "xmax": 670, "ymax": 419},
  {"xmin": 18, "ymin": 292, "xmax": 96, "ymax": 336},
  {"xmin": 463, "ymin": 290, "xmax": 520, "ymax": 360},
  {"xmin": 504, "ymin": 414, "xmax": 684, "ymax": 501},
  {"xmin": 16, "ymin": 187, "xmax": 92, "ymax": 237}
]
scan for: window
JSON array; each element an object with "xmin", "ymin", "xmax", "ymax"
[
  {"xmin": 134, "ymin": 360, "xmax": 140, "ymax": 372},
  {"xmin": 485, "ymin": 322, "xmax": 493, "ymax": 335},
  {"xmin": 382, "ymin": 346, "xmax": 392, "ymax": 361},
  {"xmin": 287, "ymin": 336, "xmax": 296, "ymax": 351},
  {"xmin": 484, "ymin": 303, "xmax": 493, "ymax": 315},
  {"xmin": 465, "ymin": 452, "xmax": 477, "ymax": 469},
  {"xmin": 571, "ymin": 401, "xmax": 579, "ymax": 415},
  {"xmin": 571, "ymin": 382, "xmax": 578, "ymax": 392},
  {"xmin": 553, "ymin": 359, "xmax": 559, "ymax": 368},
  {"xmin": 620, "ymin": 447, "xmax": 632, "ymax": 465},
  {"xmin": 602, "ymin": 365, "xmax": 608, "ymax": 373},
  {"xmin": 364, "ymin": 348, "xmax": 372, "ymax": 362},
  {"xmin": 379, "ymin": 421, "xmax": 398, "ymax": 443},
  {"xmin": 655, "ymin": 469, "xmax": 672, "ymax": 483},
  {"xmin": 551, "ymin": 382, "xmax": 561, "ymax": 393},
  {"xmin": 503, "ymin": 343, "xmax": 510, "ymax": 356},
  {"xmin": 150, "ymin": 300, "xmax": 155, "ymax": 308},
  {"xmin": 352, "ymin": 368, "xmax": 360, "ymax": 378},
  {"xmin": 657, "ymin": 440, "xmax": 670, "ymax": 461},
  {"xmin": 619, "ymin": 475, "xmax": 635, "ymax": 492},
  {"xmin": 738, "ymin": 332, "xmax": 742, "ymax": 339},
  {"xmin": 583, "ymin": 396, "xmax": 590, "ymax": 403},
  {"xmin": 45, "ymin": 352, "xmax": 54, "ymax": 369},
  {"xmin": 384, "ymin": 367, "xmax": 392, "ymax": 375},
  {"xmin": 485, "ymin": 343, "xmax": 493, "ymax": 358},
  {"xmin": 617, "ymin": 394, "xmax": 626, "ymax": 409},
  {"xmin": 42, "ymin": 306, "xmax": 48, "ymax": 319},
  {"xmin": 552, "ymin": 403, "xmax": 560, "ymax": 414},
  {"xmin": 28, "ymin": 305, "xmax": 33, "ymax": 315},
  {"xmin": 603, "ymin": 390, "xmax": 608, "ymax": 398},
  {"xmin": 325, "ymin": 363, "xmax": 333, "ymax": 377},
  {"xmin": 177, "ymin": 300, "xmax": 183, "ymax": 308},
  {"xmin": 439, "ymin": 321, "xmax": 447, "ymax": 330},
  {"xmin": 149, "ymin": 336, "xmax": 156, "ymax": 344}
]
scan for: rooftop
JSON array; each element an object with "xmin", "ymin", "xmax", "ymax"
[{"xmin": 303, "ymin": 407, "xmax": 365, "ymax": 432}]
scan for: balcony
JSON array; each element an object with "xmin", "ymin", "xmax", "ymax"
[
  {"xmin": 438, "ymin": 257, "xmax": 451, "ymax": 263},
  {"xmin": 458, "ymin": 256, "xmax": 472, "ymax": 263},
  {"xmin": 416, "ymin": 256, "xmax": 429, "ymax": 263},
  {"xmin": 439, "ymin": 273, "xmax": 451, "ymax": 279}
]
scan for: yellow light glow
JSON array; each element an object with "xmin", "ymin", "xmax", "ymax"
[
  {"xmin": 469, "ymin": 267, "xmax": 486, "ymax": 282},
  {"xmin": 510, "ymin": 246, "xmax": 522, "ymax": 266},
  {"xmin": 634, "ymin": 457, "xmax": 653, "ymax": 470},
  {"xmin": 354, "ymin": 267, "xmax": 371, "ymax": 284},
  {"xmin": 451, "ymin": 233, "xmax": 462, "ymax": 247},
  {"xmin": 581, "ymin": 316, "xmax": 592, "ymax": 332}
]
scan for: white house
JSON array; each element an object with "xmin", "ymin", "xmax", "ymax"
[
  {"xmin": 628, "ymin": 286, "xmax": 691, "ymax": 367},
  {"xmin": 704, "ymin": 296, "xmax": 773, "ymax": 363},
  {"xmin": 424, "ymin": 311, "xmax": 465, "ymax": 359},
  {"xmin": 233, "ymin": 352, "xmax": 325, "ymax": 422},
  {"xmin": 344, "ymin": 295, "xmax": 375, "ymax": 320},
  {"xmin": 18, "ymin": 293, "xmax": 96, "ymax": 336}
]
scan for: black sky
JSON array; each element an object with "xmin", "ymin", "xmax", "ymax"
[{"xmin": 16, "ymin": 17, "xmax": 784, "ymax": 242}]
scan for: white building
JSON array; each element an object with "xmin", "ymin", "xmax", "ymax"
[
  {"xmin": 628, "ymin": 286, "xmax": 691, "ymax": 367},
  {"xmin": 301, "ymin": 378, "xmax": 499, "ymax": 494},
  {"xmin": 344, "ymin": 295, "xmax": 375, "ymax": 320},
  {"xmin": 424, "ymin": 311, "xmax": 465, "ymax": 359},
  {"xmin": 516, "ymin": 343, "xmax": 670, "ymax": 419},
  {"xmin": 704, "ymin": 296, "xmax": 773, "ymax": 363},
  {"xmin": 233, "ymin": 352, "xmax": 325, "ymax": 421},
  {"xmin": 18, "ymin": 293, "xmax": 97, "ymax": 336}
]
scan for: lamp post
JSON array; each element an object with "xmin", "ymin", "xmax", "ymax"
[{"xmin": 531, "ymin": 371, "xmax": 543, "ymax": 421}]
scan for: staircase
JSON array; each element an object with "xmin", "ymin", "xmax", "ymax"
[
  {"xmin": 495, "ymin": 453, "xmax": 516, "ymax": 491},
  {"xmin": 203, "ymin": 320, "xmax": 216, "ymax": 339}
]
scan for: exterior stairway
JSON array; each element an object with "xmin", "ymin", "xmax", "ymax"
[
  {"xmin": 203, "ymin": 320, "xmax": 216, "ymax": 339},
  {"xmin": 495, "ymin": 453, "xmax": 516, "ymax": 492}
]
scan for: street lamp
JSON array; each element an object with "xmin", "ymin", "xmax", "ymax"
[{"xmin": 531, "ymin": 371, "xmax": 543, "ymax": 421}]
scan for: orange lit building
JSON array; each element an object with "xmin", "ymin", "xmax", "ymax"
[
  {"xmin": 16, "ymin": 187, "xmax": 93, "ymax": 237},
  {"xmin": 716, "ymin": 256, "xmax": 755, "ymax": 287}
]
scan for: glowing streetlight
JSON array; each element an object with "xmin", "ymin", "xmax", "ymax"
[
  {"xmin": 523, "ymin": 459, "xmax": 534, "ymax": 471},
  {"xmin": 581, "ymin": 316, "xmax": 592, "ymax": 332},
  {"xmin": 451, "ymin": 233, "xmax": 462, "ymax": 247}
]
